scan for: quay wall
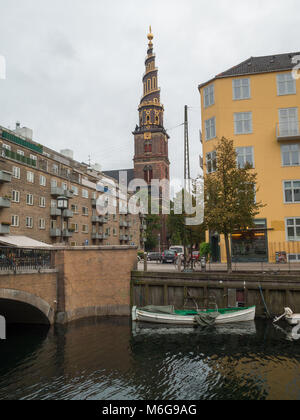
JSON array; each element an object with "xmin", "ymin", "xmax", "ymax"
[{"xmin": 131, "ymin": 271, "xmax": 300, "ymax": 317}]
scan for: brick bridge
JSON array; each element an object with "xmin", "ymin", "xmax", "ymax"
[{"xmin": 0, "ymin": 246, "xmax": 137, "ymax": 325}]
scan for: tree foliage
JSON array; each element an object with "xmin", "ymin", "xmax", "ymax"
[{"xmin": 204, "ymin": 137, "xmax": 265, "ymax": 272}]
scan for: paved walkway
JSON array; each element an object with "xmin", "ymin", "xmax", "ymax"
[{"xmin": 137, "ymin": 261, "xmax": 300, "ymax": 273}]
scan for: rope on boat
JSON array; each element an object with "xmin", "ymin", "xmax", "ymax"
[{"xmin": 259, "ymin": 284, "xmax": 271, "ymax": 319}]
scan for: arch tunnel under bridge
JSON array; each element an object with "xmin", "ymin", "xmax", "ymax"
[{"xmin": 0, "ymin": 289, "xmax": 54, "ymax": 325}]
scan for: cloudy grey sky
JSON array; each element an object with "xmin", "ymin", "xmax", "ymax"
[{"xmin": 0, "ymin": 0, "xmax": 299, "ymax": 184}]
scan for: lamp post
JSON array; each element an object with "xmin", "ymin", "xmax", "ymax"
[{"xmin": 57, "ymin": 196, "xmax": 68, "ymax": 244}]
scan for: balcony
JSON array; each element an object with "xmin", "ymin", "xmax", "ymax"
[
  {"xmin": 51, "ymin": 187, "xmax": 73, "ymax": 198},
  {"xmin": 63, "ymin": 209, "xmax": 74, "ymax": 218},
  {"xmin": 0, "ymin": 171, "xmax": 12, "ymax": 183},
  {"xmin": 50, "ymin": 228, "xmax": 61, "ymax": 237},
  {"xmin": 62, "ymin": 229, "xmax": 73, "ymax": 238},
  {"xmin": 277, "ymin": 121, "xmax": 300, "ymax": 141},
  {"xmin": 92, "ymin": 215, "xmax": 105, "ymax": 223},
  {"xmin": 0, "ymin": 197, "xmax": 11, "ymax": 208},
  {"xmin": 92, "ymin": 233, "xmax": 104, "ymax": 240},
  {"xmin": 120, "ymin": 221, "xmax": 128, "ymax": 228},
  {"xmin": 50, "ymin": 208, "xmax": 62, "ymax": 217},
  {"xmin": 0, "ymin": 223, "xmax": 10, "ymax": 235}
]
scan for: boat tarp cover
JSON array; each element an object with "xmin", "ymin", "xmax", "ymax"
[
  {"xmin": 194, "ymin": 312, "xmax": 219, "ymax": 326},
  {"xmin": 141, "ymin": 306, "xmax": 176, "ymax": 314}
]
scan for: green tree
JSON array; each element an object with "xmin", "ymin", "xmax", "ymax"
[
  {"xmin": 204, "ymin": 136, "xmax": 265, "ymax": 273},
  {"xmin": 144, "ymin": 213, "xmax": 161, "ymax": 251}
]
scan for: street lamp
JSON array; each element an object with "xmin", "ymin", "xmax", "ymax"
[{"xmin": 57, "ymin": 196, "xmax": 68, "ymax": 243}]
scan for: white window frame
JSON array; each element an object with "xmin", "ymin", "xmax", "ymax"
[
  {"xmin": 26, "ymin": 217, "xmax": 33, "ymax": 229},
  {"xmin": 82, "ymin": 224, "xmax": 89, "ymax": 233},
  {"xmin": 288, "ymin": 254, "xmax": 300, "ymax": 262},
  {"xmin": 3, "ymin": 144, "xmax": 11, "ymax": 151},
  {"xmin": 51, "ymin": 179, "xmax": 58, "ymax": 188},
  {"xmin": 281, "ymin": 144, "xmax": 300, "ymax": 167},
  {"xmin": 205, "ymin": 117, "xmax": 216, "ymax": 141},
  {"xmin": 82, "ymin": 206, "xmax": 89, "ymax": 216},
  {"xmin": 233, "ymin": 78, "xmax": 251, "ymax": 100},
  {"xmin": 82, "ymin": 189, "xmax": 89, "ymax": 199},
  {"xmin": 40, "ymin": 175, "xmax": 46, "ymax": 186},
  {"xmin": 71, "ymin": 185, "xmax": 78, "ymax": 196},
  {"xmin": 12, "ymin": 166, "xmax": 20, "ymax": 179},
  {"xmin": 278, "ymin": 108, "xmax": 299, "ymax": 137},
  {"xmin": 17, "ymin": 149, "xmax": 24, "ymax": 156},
  {"xmin": 206, "ymin": 151, "xmax": 217, "ymax": 174},
  {"xmin": 234, "ymin": 112, "xmax": 253, "ymax": 135},
  {"xmin": 39, "ymin": 218, "xmax": 46, "ymax": 230},
  {"xmin": 283, "ymin": 180, "xmax": 300, "ymax": 204},
  {"xmin": 26, "ymin": 194, "xmax": 34, "ymax": 206},
  {"xmin": 12, "ymin": 190, "xmax": 20, "ymax": 203},
  {"xmin": 277, "ymin": 73, "xmax": 296, "ymax": 96},
  {"xmin": 30, "ymin": 154, "xmax": 37, "ymax": 161},
  {"xmin": 203, "ymin": 84, "xmax": 215, "ymax": 108},
  {"xmin": 27, "ymin": 171, "xmax": 34, "ymax": 183},
  {"xmin": 39, "ymin": 196, "xmax": 46, "ymax": 208},
  {"xmin": 285, "ymin": 217, "xmax": 300, "ymax": 241},
  {"xmin": 11, "ymin": 215, "xmax": 19, "ymax": 227},
  {"xmin": 236, "ymin": 146, "xmax": 254, "ymax": 168}
]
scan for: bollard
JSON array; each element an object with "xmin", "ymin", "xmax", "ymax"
[
  {"xmin": 144, "ymin": 252, "xmax": 147, "ymax": 272},
  {"xmin": 177, "ymin": 256, "xmax": 182, "ymax": 272}
]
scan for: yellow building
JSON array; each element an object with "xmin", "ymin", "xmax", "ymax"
[{"xmin": 198, "ymin": 52, "xmax": 300, "ymax": 263}]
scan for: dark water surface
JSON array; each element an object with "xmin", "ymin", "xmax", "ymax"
[{"xmin": 1, "ymin": 317, "xmax": 300, "ymax": 400}]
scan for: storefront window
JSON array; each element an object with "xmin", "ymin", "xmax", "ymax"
[{"xmin": 231, "ymin": 219, "xmax": 268, "ymax": 262}]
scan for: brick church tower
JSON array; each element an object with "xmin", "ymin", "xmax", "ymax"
[{"xmin": 133, "ymin": 27, "xmax": 170, "ymax": 249}]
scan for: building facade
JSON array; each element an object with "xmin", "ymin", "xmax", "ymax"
[
  {"xmin": 0, "ymin": 124, "xmax": 144, "ymax": 248},
  {"xmin": 199, "ymin": 52, "xmax": 300, "ymax": 263}
]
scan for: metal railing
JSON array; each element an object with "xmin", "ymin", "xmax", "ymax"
[{"xmin": 0, "ymin": 247, "xmax": 55, "ymax": 271}]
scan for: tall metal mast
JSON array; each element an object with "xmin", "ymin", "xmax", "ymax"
[{"xmin": 184, "ymin": 105, "xmax": 191, "ymax": 194}]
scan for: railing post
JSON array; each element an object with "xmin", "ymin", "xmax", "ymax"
[{"xmin": 144, "ymin": 252, "xmax": 147, "ymax": 272}]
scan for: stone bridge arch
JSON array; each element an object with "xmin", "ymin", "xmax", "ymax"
[{"xmin": 0, "ymin": 289, "xmax": 55, "ymax": 325}]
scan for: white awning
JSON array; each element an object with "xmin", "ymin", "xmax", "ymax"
[{"xmin": 0, "ymin": 236, "xmax": 53, "ymax": 248}]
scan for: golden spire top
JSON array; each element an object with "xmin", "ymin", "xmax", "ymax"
[{"xmin": 147, "ymin": 26, "xmax": 153, "ymax": 47}]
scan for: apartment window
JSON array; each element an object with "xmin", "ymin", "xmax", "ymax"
[
  {"xmin": 105, "ymin": 227, "xmax": 110, "ymax": 236},
  {"xmin": 205, "ymin": 117, "xmax": 216, "ymax": 141},
  {"xmin": 234, "ymin": 112, "xmax": 252, "ymax": 135},
  {"xmin": 40, "ymin": 175, "xmax": 46, "ymax": 186},
  {"xmin": 3, "ymin": 144, "xmax": 11, "ymax": 151},
  {"xmin": 50, "ymin": 220, "xmax": 56, "ymax": 229},
  {"xmin": 277, "ymin": 73, "xmax": 296, "ymax": 96},
  {"xmin": 71, "ymin": 223, "xmax": 79, "ymax": 233},
  {"xmin": 39, "ymin": 196, "xmax": 46, "ymax": 207},
  {"xmin": 26, "ymin": 217, "xmax": 33, "ymax": 229},
  {"xmin": 30, "ymin": 154, "xmax": 37, "ymax": 162},
  {"xmin": 279, "ymin": 108, "xmax": 298, "ymax": 136},
  {"xmin": 11, "ymin": 215, "xmax": 19, "ymax": 227},
  {"xmin": 12, "ymin": 190, "xmax": 20, "ymax": 203},
  {"xmin": 71, "ymin": 204, "xmax": 79, "ymax": 214},
  {"xmin": 27, "ymin": 171, "xmax": 34, "ymax": 183},
  {"xmin": 62, "ymin": 182, "xmax": 68, "ymax": 190},
  {"xmin": 288, "ymin": 254, "xmax": 300, "ymax": 262},
  {"xmin": 71, "ymin": 185, "xmax": 78, "ymax": 196},
  {"xmin": 12, "ymin": 166, "xmax": 20, "ymax": 179},
  {"xmin": 113, "ymin": 228, "xmax": 117, "ymax": 236},
  {"xmin": 236, "ymin": 147, "xmax": 254, "ymax": 168},
  {"xmin": 281, "ymin": 144, "xmax": 300, "ymax": 166},
  {"xmin": 51, "ymin": 199, "xmax": 57, "ymax": 208},
  {"xmin": 203, "ymin": 84, "xmax": 215, "ymax": 108},
  {"xmin": 284, "ymin": 181, "xmax": 300, "ymax": 203},
  {"xmin": 233, "ymin": 78, "xmax": 250, "ymax": 100},
  {"xmin": 82, "ymin": 206, "xmax": 89, "ymax": 216},
  {"xmin": 26, "ymin": 194, "xmax": 34, "ymax": 206},
  {"xmin": 52, "ymin": 164, "xmax": 59, "ymax": 174},
  {"xmin": 82, "ymin": 224, "xmax": 89, "ymax": 233},
  {"xmin": 51, "ymin": 179, "xmax": 58, "ymax": 188},
  {"xmin": 82, "ymin": 189, "xmax": 89, "ymax": 198},
  {"xmin": 39, "ymin": 218, "xmax": 46, "ymax": 230},
  {"xmin": 286, "ymin": 218, "xmax": 300, "ymax": 241},
  {"xmin": 17, "ymin": 149, "xmax": 24, "ymax": 156},
  {"xmin": 206, "ymin": 151, "xmax": 217, "ymax": 174}
]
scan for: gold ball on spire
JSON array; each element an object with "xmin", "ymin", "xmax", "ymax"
[{"xmin": 147, "ymin": 26, "xmax": 153, "ymax": 42}]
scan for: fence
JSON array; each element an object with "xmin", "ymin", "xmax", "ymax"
[{"xmin": 0, "ymin": 247, "xmax": 55, "ymax": 271}]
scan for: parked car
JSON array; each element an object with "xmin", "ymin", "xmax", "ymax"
[
  {"xmin": 147, "ymin": 252, "xmax": 161, "ymax": 261},
  {"xmin": 161, "ymin": 250, "xmax": 177, "ymax": 264},
  {"xmin": 192, "ymin": 251, "xmax": 200, "ymax": 261},
  {"xmin": 169, "ymin": 246, "xmax": 184, "ymax": 257}
]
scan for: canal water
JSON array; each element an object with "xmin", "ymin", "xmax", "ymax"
[{"xmin": 1, "ymin": 317, "xmax": 300, "ymax": 400}]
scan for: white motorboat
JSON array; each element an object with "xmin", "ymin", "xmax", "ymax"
[
  {"xmin": 274, "ymin": 308, "xmax": 300, "ymax": 326},
  {"xmin": 132, "ymin": 305, "xmax": 256, "ymax": 326}
]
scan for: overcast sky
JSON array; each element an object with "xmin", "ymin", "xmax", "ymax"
[{"xmin": 0, "ymin": 0, "xmax": 299, "ymax": 185}]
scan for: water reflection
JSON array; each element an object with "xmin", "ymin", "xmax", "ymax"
[{"xmin": 0, "ymin": 317, "xmax": 300, "ymax": 400}]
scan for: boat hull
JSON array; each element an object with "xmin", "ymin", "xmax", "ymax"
[
  {"xmin": 285, "ymin": 314, "xmax": 300, "ymax": 325},
  {"xmin": 132, "ymin": 306, "xmax": 256, "ymax": 325}
]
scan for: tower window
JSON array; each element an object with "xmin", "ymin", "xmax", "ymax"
[
  {"xmin": 143, "ymin": 166, "xmax": 153, "ymax": 183},
  {"xmin": 144, "ymin": 141, "xmax": 152, "ymax": 153}
]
